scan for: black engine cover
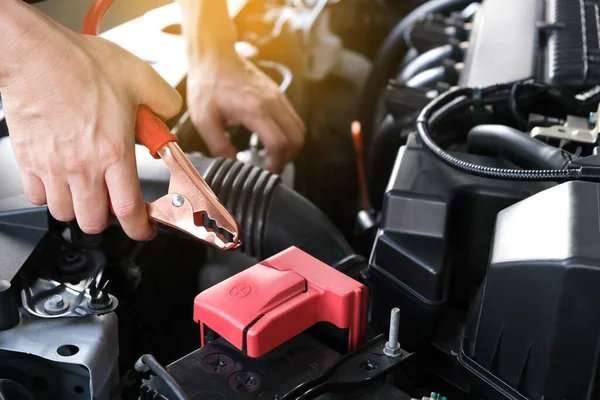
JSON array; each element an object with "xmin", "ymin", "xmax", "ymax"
[
  {"xmin": 461, "ymin": 181, "xmax": 600, "ymax": 400},
  {"xmin": 545, "ymin": 0, "xmax": 600, "ymax": 87}
]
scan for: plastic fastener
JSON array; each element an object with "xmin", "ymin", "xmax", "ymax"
[{"xmin": 193, "ymin": 247, "xmax": 368, "ymax": 358}]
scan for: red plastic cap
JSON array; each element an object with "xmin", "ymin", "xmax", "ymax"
[{"xmin": 194, "ymin": 247, "xmax": 368, "ymax": 358}]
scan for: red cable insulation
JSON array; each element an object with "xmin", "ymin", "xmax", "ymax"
[{"xmin": 82, "ymin": 0, "xmax": 114, "ymax": 36}]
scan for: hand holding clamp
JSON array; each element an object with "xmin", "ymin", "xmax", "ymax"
[{"xmin": 83, "ymin": 0, "xmax": 241, "ymax": 250}]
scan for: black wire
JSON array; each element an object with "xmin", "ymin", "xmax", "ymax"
[
  {"xmin": 415, "ymin": 84, "xmax": 585, "ymax": 182},
  {"xmin": 508, "ymin": 80, "xmax": 549, "ymax": 130},
  {"xmin": 136, "ymin": 354, "xmax": 191, "ymax": 400},
  {"xmin": 509, "ymin": 82, "xmax": 528, "ymax": 129}
]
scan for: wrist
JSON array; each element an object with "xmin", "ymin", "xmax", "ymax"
[
  {"xmin": 187, "ymin": 46, "xmax": 240, "ymax": 73},
  {"xmin": 177, "ymin": 0, "xmax": 238, "ymax": 69},
  {"xmin": 185, "ymin": 23, "xmax": 238, "ymax": 68}
]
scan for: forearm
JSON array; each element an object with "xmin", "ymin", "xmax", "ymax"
[
  {"xmin": 0, "ymin": 0, "xmax": 50, "ymax": 88},
  {"xmin": 176, "ymin": 0, "xmax": 237, "ymax": 66}
]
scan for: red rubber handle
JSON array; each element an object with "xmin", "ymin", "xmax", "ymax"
[{"xmin": 136, "ymin": 106, "xmax": 179, "ymax": 158}]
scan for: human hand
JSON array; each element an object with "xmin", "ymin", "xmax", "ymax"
[
  {"xmin": 1, "ymin": 7, "xmax": 182, "ymax": 240},
  {"xmin": 186, "ymin": 54, "xmax": 305, "ymax": 173}
]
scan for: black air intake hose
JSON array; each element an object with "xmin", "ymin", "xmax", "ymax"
[
  {"xmin": 399, "ymin": 42, "xmax": 466, "ymax": 82},
  {"xmin": 406, "ymin": 66, "xmax": 446, "ymax": 88},
  {"xmin": 467, "ymin": 125, "xmax": 572, "ymax": 170},
  {"xmin": 136, "ymin": 150, "xmax": 353, "ymax": 265},
  {"xmin": 407, "ymin": 61, "xmax": 463, "ymax": 89},
  {"xmin": 358, "ymin": 0, "xmax": 475, "ymax": 151}
]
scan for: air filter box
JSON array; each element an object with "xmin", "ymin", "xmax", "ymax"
[{"xmin": 460, "ymin": 181, "xmax": 600, "ymax": 399}]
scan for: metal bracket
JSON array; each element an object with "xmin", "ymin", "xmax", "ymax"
[
  {"xmin": 0, "ymin": 311, "xmax": 119, "ymax": 399},
  {"xmin": 280, "ymin": 334, "xmax": 413, "ymax": 399},
  {"xmin": 531, "ymin": 104, "xmax": 600, "ymax": 144},
  {"xmin": 20, "ymin": 247, "xmax": 118, "ymax": 319}
]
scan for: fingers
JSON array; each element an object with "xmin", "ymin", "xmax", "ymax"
[
  {"xmin": 134, "ymin": 63, "xmax": 183, "ymax": 120},
  {"xmin": 70, "ymin": 174, "xmax": 109, "ymax": 234},
  {"xmin": 271, "ymin": 95, "xmax": 305, "ymax": 157},
  {"xmin": 22, "ymin": 152, "xmax": 148, "ymax": 240},
  {"xmin": 21, "ymin": 173, "xmax": 46, "ymax": 206},
  {"xmin": 191, "ymin": 108, "xmax": 237, "ymax": 159},
  {"xmin": 104, "ymin": 156, "xmax": 155, "ymax": 241},
  {"xmin": 45, "ymin": 178, "xmax": 75, "ymax": 222},
  {"xmin": 241, "ymin": 92, "xmax": 304, "ymax": 173},
  {"xmin": 242, "ymin": 116, "xmax": 289, "ymax": 173}
]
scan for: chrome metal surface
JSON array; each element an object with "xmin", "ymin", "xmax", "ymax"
[{"xmin": 21, "ymin": 251, "xmax": 118, "ymax": 319}]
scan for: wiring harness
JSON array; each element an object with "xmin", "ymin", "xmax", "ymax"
[{"xmin": 415, "ymin": 81, "xmax": 600, "ymax": 181}]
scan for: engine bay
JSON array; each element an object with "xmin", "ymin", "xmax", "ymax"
[{"xmin": 1, "ymin": 0, "xmax": 600, "ymax": 399}]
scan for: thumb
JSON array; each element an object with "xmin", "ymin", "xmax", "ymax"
[{"xmin": 134, "ymin": 63, "xmax": 183, "ymax": 120}]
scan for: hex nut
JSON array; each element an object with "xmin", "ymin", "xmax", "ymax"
[{"xmin": 383, "ymin": 342, "xmax": 402, "ymax": 357}]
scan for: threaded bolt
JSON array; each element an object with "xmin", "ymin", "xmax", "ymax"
[
  {"xmin": 388, "ymin": 307, "xmax": 400, "ymax": 347},
  {"xmin": 383, "ymin": 307, "xmax": 402, "ymax": 357}
]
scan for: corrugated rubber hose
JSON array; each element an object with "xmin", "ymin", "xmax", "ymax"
[{"xmin": 136, "ymin": 151, "xmax": 354, "ymax": 265}]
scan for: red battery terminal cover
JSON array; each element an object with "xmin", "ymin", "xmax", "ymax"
[{"xmin": 193, "ymin": 247, "xmax": 368, "ymax": 358}]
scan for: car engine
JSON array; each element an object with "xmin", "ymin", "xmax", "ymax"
[{"xmin": 1, "ymin": 0, "xmax": 600, "ymax": 399}]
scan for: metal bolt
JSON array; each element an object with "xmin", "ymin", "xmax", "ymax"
[
  {"xmin": 388, "ymin": 307, "xmax": 400, "ymax": 347},
  {"xmin": 172, "ymin": 194, "xmax": 185, "ymax": 207},
  {"xmin": 49, "ymin": 295, "xmax": 64, "ymax": 308},
  {"xmin": 44, "ymin": 294, "xmax": 69, "ymax": 314},
  {"xmin": 88, "ymin": 286, "xmax": 113, "ymax": 310},
  {"xmin": 88, "ymin": 295, "xmax": 112, "ymax": 310},
  {"xmin": 383, "ymin": 307, "xmax": 402, "ymax": 357}
]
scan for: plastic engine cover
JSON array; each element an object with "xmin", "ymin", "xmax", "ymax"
[
  {"xmin": 369, "ymin": 134, "xmax": 552, "ymax": 351},
  {"xmin": 460, "ymin": 181, "xmax": 600, "ymax": 400},
  {"xmin": 545, "ymin": 0, "xmax": 600, "ymax": 87}
]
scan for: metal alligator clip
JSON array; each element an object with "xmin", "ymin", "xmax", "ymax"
[{"xmin": 135, "ymin": 106, "xmax": 242, "ymax": 250}]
